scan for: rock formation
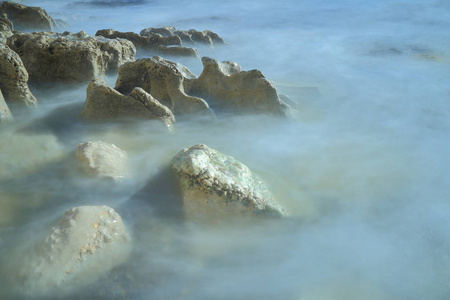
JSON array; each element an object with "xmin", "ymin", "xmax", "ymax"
[
  {"xmin": 0, "ymin": 43, "xmax": 37, "ymax": 108},
  {"xmin": 140, "ymin": 26, "xmax": 225, "ymax": 46},
  {"xmin": 7, "ymin": 31, "xmax": 136, "ymax": 83},
  {"xmin": 0, "ymin": 89, "xmax": 12, "ymax": 122},
  {"xmin": 0, "ymin": 1, "xmax": 57, "ymax": 31},
  {"xmin": 171, "ymin": 144, "xmax": 286, "ymax": 218},
  {"xmin": 76, "ymin": 140, "xmax": 128, "ymax": 180},
  {"xmin": 0, "ymin": 13, "xmax": 13, "ymax": 43},
  {"xmin": 19, "ymin": 205, "xmax": 130, "ymax": 295},
  {"xmin": 115, "ymin": 57, "xmax": 211, "ymax": 116},
  {"xmin": 80, "ymin": 79, "xmax": 175, "ymax": 128},
  {"xmin": 116, "ymin": 56, "xmax": 291, "ymax": 117}
]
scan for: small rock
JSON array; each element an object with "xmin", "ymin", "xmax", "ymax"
[{"xmin": 0, "ymin": 88, "xmax": 12, "ymax": 122}]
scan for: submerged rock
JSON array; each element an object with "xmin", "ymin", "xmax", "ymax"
[
  {"xmin": 140, "ymin": 26, "xmax": 225, "ymax": 47},
  {"xmin": 0, "ymin": 43, "xmax": 37, "ymax": 108},
  {"xmin": 7, "ymin": 31, "xmax": 136, "ymax": 83},
  {"xmin": 115, "ymin": 57, "xmax": 211, "ymax": 116},
  {"xmin": 116, "ymin": 56, "xmax": 291, "ymax": 117},
  {"xmin": 0, "ymin": 89, "xmax": 12, "ymax": 122},
  {"xmin": 76, "ymin": 140, "xmax": 128, "ymax": 180},
  {"xmin": 0, "ymin": 1, "xmax": 58, "ymax": 31},
  {"xmin": 171, "ymin": 144, "xmax": 286, "ymax": 218},
  {"xmin": 20, "ymin": 205, "xmax": 130, "ymax": 295},
  {"xmin": 80, "ymin": 79, "xmax": 175, "ymax": 128}
]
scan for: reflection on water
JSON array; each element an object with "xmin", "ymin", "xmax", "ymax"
[{"xmin": 1, "ymin": 0, "xmax": 450, "ymax": 299}]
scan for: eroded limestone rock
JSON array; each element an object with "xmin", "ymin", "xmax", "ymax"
[
  {"xmin": 80, "ymin": 79, "xmax": 175, "ymax": 128},
  {"xmin": 0, "ymin": 43, "xmax": 37, "ymax": 108},
  {"xmin": 0, "ymin": 1, "xmax": 57, "ymax": 31},
  {"xmin": 7, "ymin": 31, "xmax": 136, "ymax": 83},
  {"xmin": 96, "ymin": 28, "xmax": 198, "ymax": 57},
  {"xmin": 0, "ymin": 13, "xmax": 13, "ymax": 43},
  {"xmin": 140, "ymin": 26, "xmax": 225, "ymax": 46},
  {"xmin": 20, "ymin": 205, "xmax": 130, "ymax": 295},
  {"xmin": 0, "ymin": 89, "xmax": 12, "ymax": 122},
  {"xmin": 171, "ymin": 144, "xmax": 286, "ymax": 218},
  {"xmin": 76, "ymin": 140, "xmax": 128, "ymax": 180},
  {"xmin": 115, "ymin": 57, "xmax": 210, "ymax": 116}
]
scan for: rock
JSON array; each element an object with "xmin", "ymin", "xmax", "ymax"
[
  {"xmin": 0, "ymin": 89, "xmax": 12, "ymax": 122},
  {"xmin": 116, "ymin": 56, "xmax": 291, "ymax": 117},
  {"xmin": 115, "ymin": 57, "xmax": 211, "ymax": 116},
  {"xmin": 0, "ymin": 13, "xmax": 13, "ymax": 43},
  {"xmin": 140, "ymin": 26, "xmax": 225, "ymax": 47},
  {"xmin": 80, "ymin": 79, "xmax": 175, "ymax": 129},
  {"xmin": 0, "ymin": 1, "xmax": 56, "ymax": 31},
  {"xmin": 76, "ymin": 140, "xmax": 128, "ymax": 180},
  {"xmin": 20, "ymin": 205, "xmax": 130, "ymax": 295},
  {"xmin": 96, "ymin": 28, "xmax": 198, "ymax": 57},
  {"xmin": 0, "ymin": 43, "xmax": 37, "ymax": 108},
  {"xmin": 7, "ymin": 31, "xmax": 136, "ymax": 83},
  {"xmin": 171, "ymin": 144, "xmax": 286, "ymax": 218}
]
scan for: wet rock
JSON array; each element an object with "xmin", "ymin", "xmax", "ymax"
[
  {"xmin": 0, "ymin": 1, "xmax": 57, "ymax": 31},
  {"xmin": 115, "ymin": 57, "xmax": 211, "ymax": 116},
  {"xmin": 80, "ymin": 79, "xmax": 175, "ymax": 128},
  {"xmin": 76, "ymin": 140, "xmax": 128, "ymax": 180},
  {"xmin": 7, "ymin": 31, "xmax": 136, "ymax": 83},
  {"xmin": 20, "ymin": 205, "xmax": 130, "ymax": 295},
  {"xmin": 171, "ymin": 144, "xmax": 286, "ymax": 218},
  {"xmin": 96, "ymin": 28, "xmax": 198, "ymax": 57},
  {"xmin": 0, "ymin": 89, "xmax": 12, "ymax": 122},
  {"xmin": 140, "ymin": 26, "xmax": 225, "ymax": 46},
  {"xmin": 0, "ymin": 43, "xmax": 37, "ymax": 108}
]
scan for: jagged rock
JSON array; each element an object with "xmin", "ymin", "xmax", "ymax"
[
  {"xmin": 0, "ymin": 43, "xmax": 37, "ymax": 108},
  {"xmin": 171, "ymin": 144, "xmax": 286, "ymax": 218},
  {"xmin": 96, "ymin": 28, "xmax": 198, "ymax": 57},
  {"xmin": 0, "ymin": 13, "xmax": 13, "ymax": 43},
  {"xmin": 116, "ymin": 56, "xmax": 291, "ymax": 117},
  {"xmin": 115, "ymin": 57, "xmax": 210, "ymax": 116},
  {"xmin": 19, "ymin": 205, "xmax": 130, "ymax": 295},
  {"xmin": 7, "ymin": 31, "xmax": 136, "ymax": 83},
  {"xmin": 80, "ymin": 79, "xmax": 175, "ymax": 128},
  {"xmin": 0, "ymin": 1, "xmax": 57, "ymax": 31},
  {"xmin": 140, "ymin": 26, "xmax": 225, "ymax": 46},
  {"xmin": 76, "ymin": 140, "xmax": 128, "ymax": 180},
  {"xmin": 0, "ymin": 89, "xmax": 12, "ymax": 122}
]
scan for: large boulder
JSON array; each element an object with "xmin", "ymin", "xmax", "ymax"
[
  {"xmin": 19, "ymin": 205, "xmax": 130, "ymax": 295},
  {"xmin": 76, "ymin": 140, "xmax": 128, "ymax": 181},
  {"xmin": 115, "ymin": 57, "xmax": 211, "ymax": 116},
  {"xmin": 7, "ymin": 31, "xmax": 136, "ymax": 83},
  {"xmin": 0, "ymin": 43, "xmax": 37, "ymax": 108},
  {"xmin": 116, "ymin": 56, "xmax": 291, "ymax": 117},
  {"xmin": 0, "ymin": 89, "xmax": 12, "ymax": 122},
  {"xmin": 80, "ymin": 79, "xmax": 175, "ymax": 128},
  {"xmin": 171, "ymin": 144, "xmax": 286, "ymax": 218},
  {"xmin": 96, "ymin": 28, "xmax": 198, "ymax": 57},
  {"xmin": 0, "ymin": 1, "xmax": 57, "ymax": 31}
]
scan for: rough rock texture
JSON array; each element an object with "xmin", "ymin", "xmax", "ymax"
[
  {"xmin": 0, "ymin": 43, "xmax": 37, "ymax": 107},
  {"xmin": 76, "ymin": 140, "xmax": 128, "ymax": 180},
  {"xmin": 80, "ymin": 79, "xmax": 175, "ymax": 128},
  {"xmin": 0, "ymin": 13, "xmax": 13, "ymax": 43},
  {"xmin": 20, "ymin": 206, "xmax": 130, "ymax": 294},
  {"xmin": 140, "ymin": 26, "xmax": 225, "ymax": 46},
  {"xmin": 0, "ymin": 89, "xmax": 12, "ymax": 122},
  {"xmin": 171, "ymin": 144, "xmax": 286, "ymax": 218},
  {"xmin": 7, "ymin": 31, "xmax": 136, "ymax": 83},
  {"xmin": 96, "ymin": 29, "xmax": 198, "ymax": 57},
  {"xmin": 0, "ymin": 1, "xmax": 57, "ymax": 31},
  {"xmin": 115, "ymin": 57, "xmax": 211, "ymax": 116},
  {"xmin": 116, "ymin": 56, "xmax": 291, "ymax": 117}
]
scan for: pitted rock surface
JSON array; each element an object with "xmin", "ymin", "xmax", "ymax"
[
  {"xmin": 171, "ymin": 144, "xmax": 286, "ymax": 218},
  {"xmin": 80, "ymin": 79, "xmax": 175, "ymax": 129},
  {"xmin": 76, "ymin": 141, "xmax": 128, "ymax": 180},
  {"xmin": 0, "ymin": 43, "xmax": 37, "ymax": 108},
  {"xmin": 7, "ymin": 31, "xmax": 136, "ymax": 83},
  {"xmin": 0, "ymin": 1, "xmax": 57, "ymax": 31}
]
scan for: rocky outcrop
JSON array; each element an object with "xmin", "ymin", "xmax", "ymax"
[
  {"xmin": 80, "ymin": 79, "xmax": 175, "ymax": 128},
  {"xmin": 171, "ymin": 144, "xmax": 286, "ymax": 218},
  {"xmin": 0, "ymin": 89, "xmax": 12, "ymax": 122},
  {"xmin": 7, "ymin": 31, "xmax": 136, "ymax": 83},
  {"xmin": 19, "ymin": 205, "xmax": 130, "ymax": 295},
  {"xmin": 115, "ymin": 57, "xmax": 211, "ymax": 116},
  {"xmin": 116, "ymin": 56, "xmax": 291, "ymax": 117},
  {"xmin": 0, "ymin": 13, "xmax": 13, "ymax": 43},
  {"xmin": 76, "ymin": 141, "xmax": 128, "ymax": 180},
  {"xmin": 0, "ymin": 43, "xmax": 37, "ymax": 108},
  {"xmin": 140, "ymin": 26, "xmax": 225, "ymax": 47},
  {"xmin": 0, "ymin": 1, "xmax": 57, "ymax": 31},
  {"xmin": 96, "ymin": 29, "xmax": 198, "ymax": 57}
]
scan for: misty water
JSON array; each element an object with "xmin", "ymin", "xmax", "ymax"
[{"xmin": 1, "ymin": 0, "xmax": 450, "ymax": 299}]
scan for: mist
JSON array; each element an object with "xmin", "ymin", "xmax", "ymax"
[{"xmin": 1, "ymin": 0, "xmax": 450, "ymax": 299}]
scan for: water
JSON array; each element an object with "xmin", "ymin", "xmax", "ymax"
[{"xmin": 1, "ymin": 0, "xmax": 450, "ymax": 299}]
